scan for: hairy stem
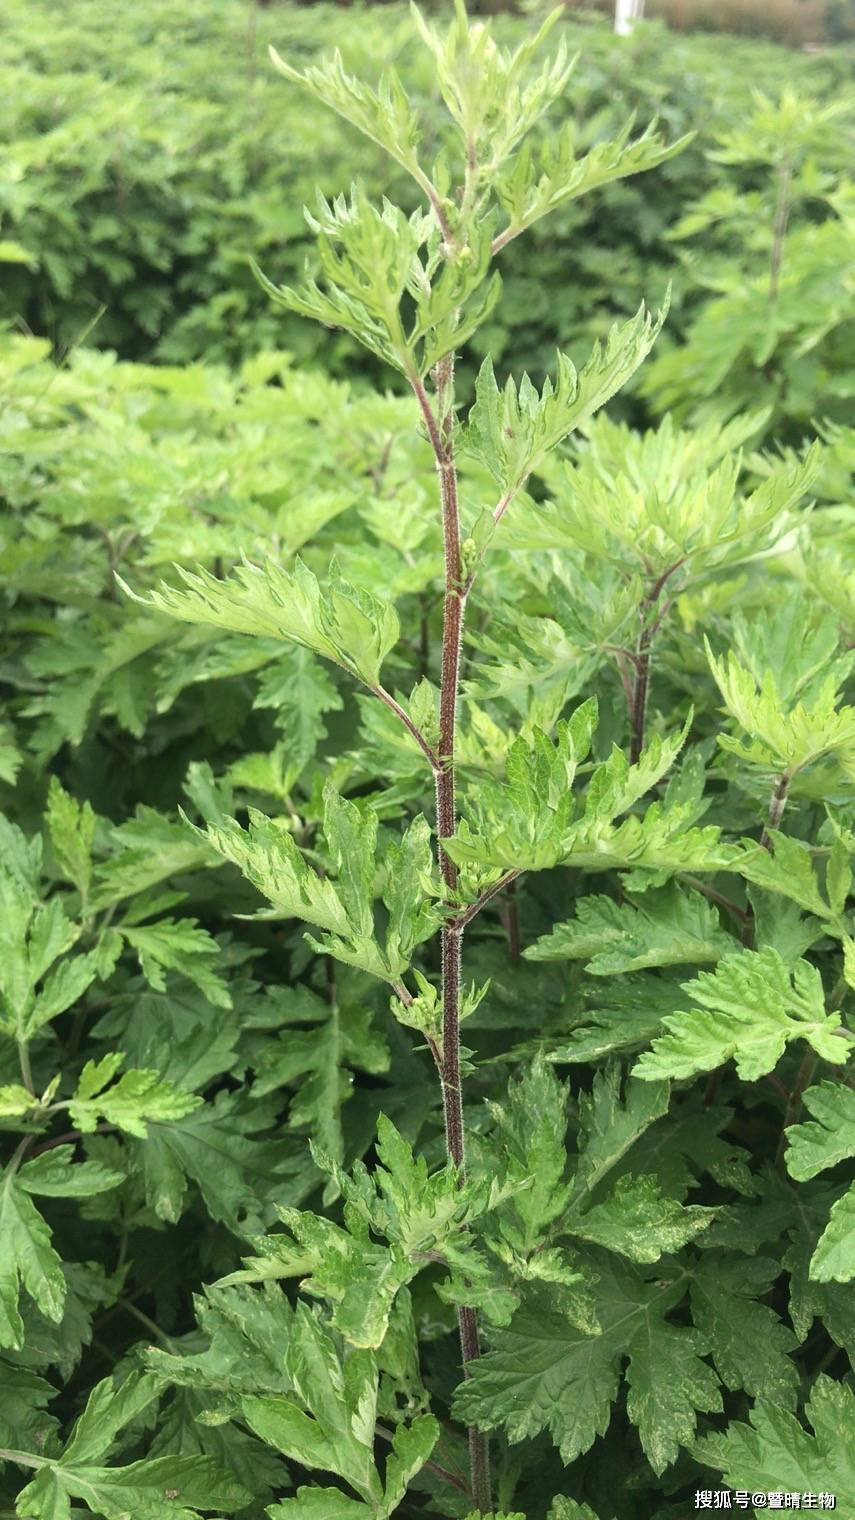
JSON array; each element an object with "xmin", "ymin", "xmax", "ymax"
[
  {"xmin": 761, "ymin": 771, "xmax": 791, "ymax": 850},
  {"xmin": 27, "ymin": 1123, "xmax": 116, "ymax": 1159},
  {"xmin": 17, "ymin": 1039, "xmax": 34, "ymax": 1097},
  {"xmin": 417, "ymin": 174, "xmax": 454, "ymax": 250},
  {"xmin": 628, "ymin": 613, "xmax": 654, "ymax": 766},
  {"xmin": 410, "ymin": 356, "xmax": 491, "ymax": 1513},
  {"xmin": 499, "ymin": 877, "xmax": 521, "ymax": 961},
  {"xmin": 118, "ymin": 1298, "xmax": 179, "ymax": 1351},
  {"xmin": 432, "ymin": 354, "xmax": 465, "ymax": 889},
  {"xmin": 465, "ymin": 1407, "xmax": 492, "ymax": 1516},
  {"xmin": 440, "ymin": 924, "xmax": 465, "ymax": 1168},
  {"xmin": 703, "ymin": 1066, "xmax": 723, "ymax": 1109},
  {"xmin": 626, "ymin": 564, "xmax": 683, "ymax": 765},
  {"xmin": 768, "ymin": 156, "xmax": 792, "ymax": 305},
  {"xmin": 776, "ymin": 1048, "xmax": 817, "ymax": 1167},
  {"xmin": 0, "ymin": 1451, "xmax": 46, "ymax": 1472}
]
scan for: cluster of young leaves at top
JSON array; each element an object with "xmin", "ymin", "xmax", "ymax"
[{"xmin": 252, "ymin": 1, "xmax": 687, "ymax": 385}]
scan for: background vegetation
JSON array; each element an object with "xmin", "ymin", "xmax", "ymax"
[{"xmin": 2, "ymin": 0, "xmax": 851, "ymax": 411}]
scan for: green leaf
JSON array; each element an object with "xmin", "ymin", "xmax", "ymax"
[
  {"xmin": 786, "ymin": 1080, "xmax": 855, "ymax": 1181},
  {"xmin": 495, "ymin": 121, "xmax": 692, "ymax": 245},
  {"xmin": 0, "ymin": 1167, "xmax": 66, "ymax": 1350},
  {"xmin": 136, "ymin": 1089, "xmax": 310, "ymax": 1238},
  {"xmin": 0, "ymin": 719, "xmax": 23, "ymax": 785},
  {"xmin": 91, "ymin": 805, "xmax": 219, "ymax": 910},
  {"xmin": 0, "ymin": 1361, "xmax": 58, "ymax": 1452},
  {"xmin": 454, "ymin": 1253, "xmax": 720, "ymax": 1474},
  {"xmin": 526, "ymin": 884, "xmax": 733, "ymax": 973},
  {"xmin": 410, "ymin": 2, "xmax": 572, "ymax": 179},
  {"xmin": 0, "ymin": 851, "xmax": 100, "ymax": 1041},
  {"xmin": 189, "ymin": 786, "xmax": 439, "ymax": 984},
  {"xmin": 0, "ymin": 1083, "xmax": 39, "ymax": 1119},
  {"xmin": 147, "ymin": 1383, "xmax": 288, "ymax": 1516},
  {"xmin": 46, "ymin": 778, "xmax": 95, "ymax": 902},
  {"xmin": 826, "ymin": 837, "xmax": 852, "ymax": 918},
  {"xmin": 15, "ymin": 1147, "xmax": 123, "ymax": 1200},
  {"xmin": 253, "ymin": 190, "xmax": 425, "ymax": 374},
  {"xmin": 0, "ymin": 1151, "xmax": 120, "ymax": 1349},
  {"xmin": 690, "ymin": 1253, "xmax": 799, "ymax": 1407},
  {"xmin": 121, "ymin": 917, "xmax": 232, "ymax": 1009},
  {"xmin": 379, "ymin": 1415, "xmax": 441, "ymax": 1514},
  {"xmin": 268, "ymin": 1491, "xmax": 374, "ymax": 1520},
  {"xmin": 0, "ymin": 238, "xmax": 36, "ymax": 264},
  {"xmin": 189, "ymin": 807, "xmax": 351, "ymax": 935},
  {"xmin": 808, "ymin": 1186, "xmax": 855, "ymax": 1284},
  {"xmin": 738, "ymin": 833, "xmax": 834, "ymax": 922},
  {"xmin": 322, "ymin": 787, "xmax": 378, "ymax": 942},
  {"xmin": 14, "ymin": 1370, "xmax": 250, "ymax": 1519},
  {"xmin": 486, "ymin": 1054, "xmax": 572, "ymax": 1258},
  {"xmin": 225, "ymin": 1113, "xmax": 505, "ymax": 1348},
  {"xmin": 466, "ymin": 303, "xmax": 668, "ymax": 498},
  {"xmin": 123, "ymin": 555, "xmax": 400, "ymax": 688},
  {"xmin": 380, "ymin": 814, "xmax": 441, "ymax": 972},
  {"xmin": 25, "ymin": 950, "xmax": 103, "ymax": 1040},
  {"xmin": 632, "ymin": 948, "xmax": 848, "ymax": 1083},
  {"xmin": 144, "ymin": 1280, "xmax": 293, "ymax": 1403},
  {"xmin": 268, "ymin": 46, "xmax": 426, "ymax": 192},
  {"xmin": 547, "ymin": 975, "xmax": 684, "ymax": 1065},
  {"xmin": 253, "ymin": 988, "xmax": 388, "ymax": 1178},
  {"xmin": 252, "ymin": 644, "xmax": 343, "ymax": 779},
  {"xmin": 509, "ymin": 423, "xmax": 815, "ymax": 581},
  {"xmin": 448, "ymin": 702, "xmax": 597, "ymax": 872},
  {"xmin": 554, "ymin": 1067, "xmax": 712, "ymax": 1263},
  {"xmin": 19, "ymin": 1261, "xmax": 118, "ymax": 1382},
  {"xmin": 707, "ymin": 635, "xmax": 855, "ymax": 780},
  {"xmin": 567, "ymin": 1173, "xmax": 714, "ymax": 1263},
  {"xmin": 547, "ymin": 1503, "xmax": 601, "ymax": 1520},
  {"xmin": 448, "ymin": 709, "xmax": 715, "ymax": 879},
  {"xmin": 570, "ymin": 1064, "xmax": 671, "ymax": 1203},
  {"xmin": 69, "ymin": 1053, "xmax": 202, "ymax": 1138},
  {"xmin": 783, "ymin": 1189, "xmax": 855, "ymax": 1357},
  {"xmin": 241, "ymin": 1300, "xmax": 437, "ymax": 1514},
  {"xmin": 696, "ymin": 1376, "xmax": 855, "ymax": 1511},
  {"xmin": 785, "ymin": 1084, "xmax": 855, "ymax": 1282}
]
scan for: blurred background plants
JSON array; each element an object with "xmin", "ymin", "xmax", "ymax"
[{"xmin": 2, "ymin": 0, "xmax": 853, "ymax": 426}]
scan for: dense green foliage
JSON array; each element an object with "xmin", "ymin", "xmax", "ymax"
[
  {"xmin": 1, "ymin": 4, "xmax": 854, "ymax": 1520},
  {"xmin": 2, "ymin": 0, "xmax": 853, "ymax": 427}
]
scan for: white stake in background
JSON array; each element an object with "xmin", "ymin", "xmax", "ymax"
[{"xmin": 615, "ymin": 0, "xmax": 645, "ymax": 35}]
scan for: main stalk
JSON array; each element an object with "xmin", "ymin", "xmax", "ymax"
[{"xmin": 412, "ymin": 353, "xmax": 491, "ymax": 1514}]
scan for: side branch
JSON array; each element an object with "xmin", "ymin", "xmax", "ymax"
[
  {"xmin": 627, "ymin": 558, "xmax": 687, "ymax": 764},
  {"xmin": 761, "ymin": 772, "xmax": 791, "ymax": 850},
  {"xmin": 0, "ymin": 1451, "xmax": 47, "ymax": 1472},
  {"xmin": 491, "ymin": 225, "xmax": 519, "ymax": 257},
  {"xmin": 371, "ymin": 684, "xmax": 440, "ymax": 771},
  {"xmin": 452, "ymin": 870, "xmax": 523, "ymax": 932},
  {"xmin": 492, "ymin": 488, "xmax": 514, "ymax": 526},
  {"xmin": 413, "ymin": 170, "xmax": 454, "ymax": 250}
]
